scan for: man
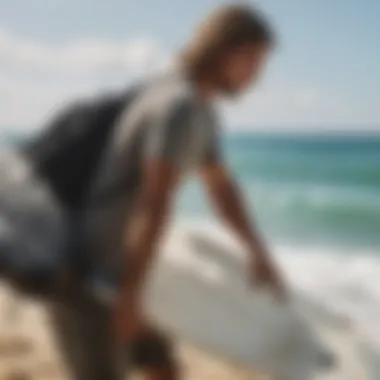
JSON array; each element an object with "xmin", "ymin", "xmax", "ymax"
[{"xmin": 49, "ymin": 4, "xmax": 286, "ymax": 380}]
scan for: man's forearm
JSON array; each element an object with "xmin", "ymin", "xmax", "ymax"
[
  {"xmin": 203, "ymin": 167, "xmax": 285, "ymax": 298},
  {"xmin": 122, "ymin": 209, "xmax": 168, "ymax": 295},
  {"xmin": 209, "ymin": 176, "xmax": 267, "ymax": 257}
]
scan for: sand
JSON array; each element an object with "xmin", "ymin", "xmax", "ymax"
[{"xmin": 0, "ymin": 286, "xmax": 265, "ymax": 380}]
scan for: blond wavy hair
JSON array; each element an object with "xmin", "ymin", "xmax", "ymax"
[{"xmin": 180, "ymin": 4, "xmax": 274, "ymax": 79}]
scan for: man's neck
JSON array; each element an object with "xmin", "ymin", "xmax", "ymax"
[
  {"xmin": 171, "ymin": 59, "xmax": 218, "ymax": 101},
  {"xmin": 194, "ymin": 77, "xmax": 218, "ymax": 101}
]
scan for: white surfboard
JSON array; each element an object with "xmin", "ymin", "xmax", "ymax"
[{"xmin": 91, "ymin": 226, "xmax": 370, "ymax": 380}]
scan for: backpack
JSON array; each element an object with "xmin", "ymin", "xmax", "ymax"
[{"xmin": 21, "ymin": 84, "xmax": 142, "ymax": 210}]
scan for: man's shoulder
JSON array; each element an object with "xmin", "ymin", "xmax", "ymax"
[{"xmin": 142, "ymin": 71, "xmax": 198, "ymax": 115}]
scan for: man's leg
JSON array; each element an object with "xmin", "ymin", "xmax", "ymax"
[
  {"xmin": 48, "ymin": 289, "xmax": 127, "ymax": 380},
  {"xmin": 128, "ymin": 326, "xmax": 180, "ymax": 380},
  {"xmin": 48, "ymin": 288, "xmax": 179, "ymax": 380}
]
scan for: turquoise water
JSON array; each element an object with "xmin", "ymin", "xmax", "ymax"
[
  {"xmin": 176, "ymin": 133, "xmax": 380, "ymax": 251},
  {"xmin": 4, "ymin": 129, "xmax": 380, "ymax": 250}
]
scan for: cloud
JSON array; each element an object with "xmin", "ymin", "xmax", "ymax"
[
  {"xmin": 0, "ymin": 29, "xmax": 168, "ymax": 129},
  {"xmin": 0, "ymin": 28, "xmax": 378, "ymax": 131},
  {"xmin": 0, "ymin": 29, "xmax": 166, "ymax": 74},
  {"xmin": 222, "ymin": 85, "xmax": 380, "ymax": 130},
  {"xmin": 221, "ymin": 85, "xmax": 321, "ymax": 126}
]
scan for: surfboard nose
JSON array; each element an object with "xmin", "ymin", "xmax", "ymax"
[{"xmin": 318, "ymin": 351, "xmax": 336, "ymax": 370}]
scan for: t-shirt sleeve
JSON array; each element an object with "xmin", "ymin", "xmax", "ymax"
[
  {"xmin": 199, "ymin": 105, "xmax": 223, "ymax": 166},
  {"xmin": 145, "ymin": 96, "xmax": 200, "ymax": 166},
  {"xmin": 201, "ymin": 123, "xmax": 223, "ymax": 166}
]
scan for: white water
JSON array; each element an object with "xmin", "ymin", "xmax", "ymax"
[{"xmin": 276, "ymin": 246, "xmax": 380, "ymax": 351}]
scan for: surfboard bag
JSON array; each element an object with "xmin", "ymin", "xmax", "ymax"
[
  {"xmin": 21, "ymin": 83, "xmax": 142, "ymax": 211},
  {"xmin": 0, "ymin": 84, "xmax": 145, "ymax": 295}
]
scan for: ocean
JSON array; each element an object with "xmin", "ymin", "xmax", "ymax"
[
  {"xmin": 174, "ymin": 133, "xmax": 380, "ymax": 356},
  {"xmin": 176, "ymin": 133, "xmax": 380, "ymax": 250}
]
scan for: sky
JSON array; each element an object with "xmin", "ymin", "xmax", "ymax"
[{"xmin": 0, "ymin": 0, "xmax": 379, "ymax": 132}]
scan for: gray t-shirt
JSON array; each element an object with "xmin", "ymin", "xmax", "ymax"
[{"xmin": 83, "ymin": 70, "xmax": 222, "ymax": 273}]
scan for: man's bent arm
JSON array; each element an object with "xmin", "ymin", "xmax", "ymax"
[
  {"xmin": 114, "ymin": 95, "xmax": 199, "ymax": 340},
  {"xmin": 200, "ymin": 163, "xmax": 286, "ymax": 299},
  {"xmin": 122, "ymin": 160, "xmax": 179, "ymax": 297},
  {"xmin": 200, "ymin": 164, "xmax": 267, "ymax": 258}
]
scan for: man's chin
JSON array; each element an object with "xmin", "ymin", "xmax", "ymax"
[
  {"xmin": 217, "ymin": 81, "xmax": 248, "ymax": 98},
  {"xmin": 220, "ymin": 86, "xmax": 241, "ymax": 98}
]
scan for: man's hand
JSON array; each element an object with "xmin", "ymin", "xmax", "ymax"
[
  {"xmin": 114, "ymin": 289, "xmax": 144, "ymax": 340},
  {"xmin": 249, "ymin": 251, "xmax": 287, "ymax": 302},
  {"xmin": 201, "ymin": 164, "xmax": 287, "ymax": 302}
]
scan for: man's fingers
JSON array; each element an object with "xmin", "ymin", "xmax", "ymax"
[{"xmin": 250, "ymin": 271, "xmax": 288, "ymax": 304}]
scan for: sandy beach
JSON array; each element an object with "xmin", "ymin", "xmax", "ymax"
[
  {"xmin": 0, "ymin": 225, "xmax": 373, "ymax": 380},
  {"xmin": 0, "ymin": 284, "xmax": 265, "ymax": 380}
]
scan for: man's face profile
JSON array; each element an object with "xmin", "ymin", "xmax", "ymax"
[{"xmin": 217, "ymin": 43, "xmax": 270, "ymax": 96}]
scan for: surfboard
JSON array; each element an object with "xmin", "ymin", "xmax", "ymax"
[{"xmin": 88, "ymin": 226, "xmax": 368, "ymax": 379}]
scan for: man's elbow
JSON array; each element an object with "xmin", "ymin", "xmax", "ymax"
[
  {"xmin": 138, "ymin": 195, "xmax": 172, "ymax": 230},
  {"xmin": 206, "ymin": 171, "xmax": 237, "ymax": 201},
  {"xmin": 148, "ymin": 205, "xmax": 170, "ymax": 227}
]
